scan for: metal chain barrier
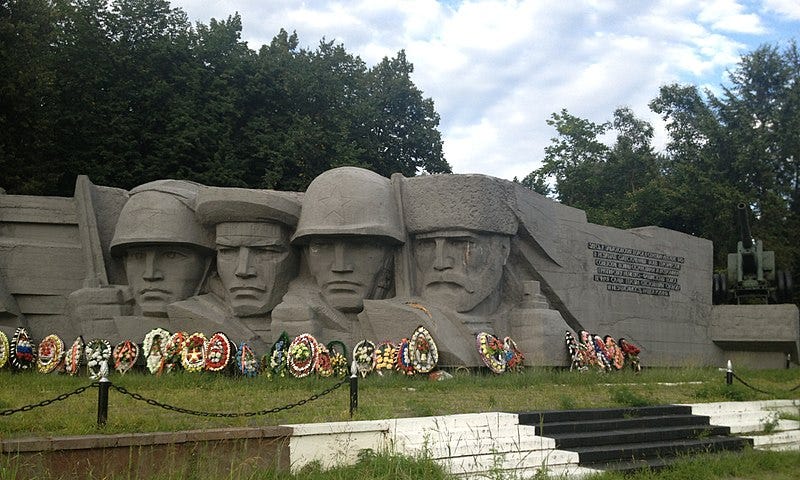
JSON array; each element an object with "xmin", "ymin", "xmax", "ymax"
[
  {"xmin": 0, "ymin": 382, "xmax": 98, "ymax": 416},
  {"xmin": 730, "ymin": 372, "xmax": 775, "ymax": 395},
  {"xmin": 110, "ymin": 377, "xmax": 349, "ymax": 418},
  {"xmin": 729, "ymin": 372, "xmax": 800, "ymax": 395}
]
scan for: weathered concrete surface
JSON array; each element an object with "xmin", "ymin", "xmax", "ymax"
[
  {"xmin": 0, "ymin": 170, "xmax": 797, "ymax": 368},
  {"xmin": 711, "ymin": 304, "xmax": 800, "ymax": 368}
]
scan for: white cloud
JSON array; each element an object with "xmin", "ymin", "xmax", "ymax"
[
  {"xmin": 761, "ymin": 0, "xmax": 800, "ymax": 20},
  {"xmin": 170, "ymin": 0, "xmax": 795, "ymax": 181},
  {"xmin": 697, "ymin": 0, "xmax": 766, "ymax": 34}
]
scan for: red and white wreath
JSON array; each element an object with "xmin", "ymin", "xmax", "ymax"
[
  {"xmin": 205, "ymin": 332, "xmax": 232, "ymax": 372},
  {"xmin": 113, "ymin": 340, "xmax": 139, "ymax": 374},
  {"xmin": 64, "ymin": 336, "xmax": 84, "ymax": 376},
  {"xmin": 37, "ymin": 334, "xmax": 65, "ymax": 374}
]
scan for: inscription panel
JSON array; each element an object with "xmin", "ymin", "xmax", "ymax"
[{"xmin": 588, "ymin": 242, "xmax": 684, "ymax": 296}]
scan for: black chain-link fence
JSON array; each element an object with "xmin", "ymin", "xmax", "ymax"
[
  {"xmin": 0, "ymin": 382, "xmax": 98, "ymax": 416},
  {"xmin": 728, "ymin": 371, "xmax": 800, "ymax": 395},
  {"xmin": 110, "ymin": 378, "xmax": 348, "ymax": 418},
  {"xmin": 1, "ymin": 377, "xmax": 351, "ymax": 423}
]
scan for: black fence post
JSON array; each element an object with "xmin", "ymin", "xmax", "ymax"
[
  {"xmin": 349, "ymin": 360, "xmax": 358, "ymax": 418},
  {"xmin": 97, "ymin": 361, "xmax": 110, "ymax": 426},
  {"xmin": 726, "ymin": 359, "xmax": 733, "ymax": 386}
]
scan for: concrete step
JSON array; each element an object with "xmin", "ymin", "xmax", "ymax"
[
  {"xmin": 530, "ymin": 414, "xmax": 712, "ymax": 435},
  {"xmin": 702, "ymin": 415, "xmax": 799, "ymax": 434},
  {"xmin": 440, "ymin": 448, "xmax": 579, "ymax": 476},
  {"xmin": 745, "ymin": 430, "xmax": 800, "ymax": 451},
  {"xmin": 399, "ymin": 434, "xmax": 554, "ymax": 459},
  {"xmin": 551, "ymin": 424, "xmax": 731, "ymax": 448},
  {"xmin": 571, "ymin": 435, "xmax": 752, "ymax": 464},
  {"xmin": 389, "ymin": 412, "xmax": 520, "ymax": 431},
  {"xmin": 519, "ymin": 405, "xmax": 693, "ymax": 425},
  {"xmin": 455, "ymin": 461, "xmax": 599, "ymax": 479},
  {"xmin": 684, "ymin": 400, "xmax": 800, "ymax": 415}
]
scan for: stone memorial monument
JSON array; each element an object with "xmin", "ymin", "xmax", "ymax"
[{"xmin": 0, "ymin": 167, "xmax": 797, "ymax": 368}]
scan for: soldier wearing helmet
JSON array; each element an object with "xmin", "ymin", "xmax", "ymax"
[
  {"xmin": 110, "ymin": 180, "xmax": 214, "ymax": 317},
  {"xmin": 166, "ymin": 187, "xmax": 302, "ymax": 351},
  {"xmin": 272, "ymin": 167, "xmax": 404, "ymax": 343}
]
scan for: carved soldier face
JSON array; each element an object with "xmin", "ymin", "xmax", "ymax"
[
  {"xmin": 124, "ymin": 244, "xmax": 209, "ymax": 317},
  {"xmin": 413, "ymin": 230, "xmax": 509, "ymax": 313},
  {"xmin": 215, "ymin": 222, "xmax": 296, "ymax": 317},
  {"xmin": 306, "ymin": 236, "xmax": 393, "ymax": 313}
]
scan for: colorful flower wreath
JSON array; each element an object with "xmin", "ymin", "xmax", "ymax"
[
  {"xmin": 0, "ymin": 330, "xmax": 8, "ymax": 369},
  {"xmin": 352, "ymin": 339, "xmax": 376, "ymax": 377},
  {"xmin": 10, "ymin": 328, "xmax": 36, "ymax": 370},
  {"xmin": 267, "ymin": 332, "xmax": 290, "ymax": 378},
  {"xmin": 64, "ymin": 336, "xmax": 84, "ymax": 376},
  {"xmin": 564, "ymin": 331, "xmax": 584, "ymax": 371},
  {"xmin": 327, "ymin": 341, "xmax": 349, "ymax": 377},
  {"xmin": 374, "ymin": 341, "xmax": 397, "ymax": 375},
  {"xmin": 477, "ymin": 332, "xmax": 506, "ymax": 374},
  {"xmin": 162, "ymin": 331, "xmax": 187, "ymax": 374},
  {"xmin": 578, "ymin": 330, "xmax": 600, "ymax": 369},
  {"xmin": 503, "ymin": 336, "xmax": 525, "ymax": 372},
  {"xmin": 592, "ymin": 335, "xmax": 612, "ymax": 372},
  {"xmin": 236, "ymin": 341, "xmax": 259, "ymax": 377},
  {"xmin": 619, "ymin": 338, "xmax": 642, "ymax": 372},
  {"xmin": 143, "ymin": 328, "xmax": 170, "ymax": 374},
  {"xmin": 410, "ymin": 326, "xmax": 438, "ymax": 374},
  {"xmin": 84, "ymin": 338, "xmax": 111, "ymax": 380},
  {"xmin": 288, "ymin": 333, "xmax": 318, "ymax": 378},
  {"xmin": 37, "ymin": 334, "xmax": 65, "ymax": 374},
  {"xmin": 395, "ymin": 338, "xmax": 415, "ymax": 375},
  {"xmin": 113, "ymin": 340, "xmax": 139, "ymax": 374},
  {"xmin": 181, "ymin": 332, "xmax": 207, "ymax": 372},
  {"xmin": 315, "ymin": 343, "xmax": 333, "ymax": 378},
  {"xmin": 205, "ymin": 332, "xmax": 233, "ymax": 372},
  {"xmin": 603, "ymin": 336, "xmax": 625, "ymax": 370}
]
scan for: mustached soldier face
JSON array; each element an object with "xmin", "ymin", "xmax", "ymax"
[{"xmin": 413, "ymin": 230, "xmax": 509, "ymax": 313}]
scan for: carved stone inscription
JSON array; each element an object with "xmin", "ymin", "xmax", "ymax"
[{"xmin": 588, "ymin": 242, "xmax": 684, "ymax": 296}]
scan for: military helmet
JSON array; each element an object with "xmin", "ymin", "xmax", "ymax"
[
  {"xmin": 291, "ymin": 167, "xmax": 404, "ymax": 245},
  {"xmin": 110, "ymin": 180, "xmax": 215, "ymax": 256}
]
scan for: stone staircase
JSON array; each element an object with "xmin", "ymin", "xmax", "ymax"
[
  {"xmin": 518, "ymin": 405, "xmax": 753, "ymax": 472},
  {"xmin": 387, "ymin": 412, "xmax": 592, "ymax": 479},
  {"xmin": 683, "ymin": 400, "xmax": 800, "ymax": 452}
]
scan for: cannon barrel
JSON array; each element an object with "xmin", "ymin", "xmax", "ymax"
[{"xmin": 736, "ymin": 202, "xmax": 753, "ymax": 250}]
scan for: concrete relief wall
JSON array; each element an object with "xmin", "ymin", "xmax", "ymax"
[{"xmin": 0, "ymin": 169, "xmax": 797, "ymax": 367}]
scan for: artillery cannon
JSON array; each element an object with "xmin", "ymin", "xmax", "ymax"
[{"xmin": 712, "ymin": 203, "xmax": 793, "ymax": 304}]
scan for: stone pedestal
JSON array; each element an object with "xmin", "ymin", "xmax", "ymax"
[{"xmin": 508, "ymin": 281, "xmax": 570, "ymax": 367}]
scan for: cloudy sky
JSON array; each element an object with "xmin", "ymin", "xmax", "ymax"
[{"xmin": 170, "ymin": 0, "xmax": 800, "ymax": 181}]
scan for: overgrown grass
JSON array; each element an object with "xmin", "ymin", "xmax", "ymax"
[
  {"xmin": 3, "ymin": 444, "xmax": 798, "ymax": 480},
  {"xmin": 0, "ymin": 366, "xmax": 798, "ymax": 438},
  {"xmin": 583, "ymin": 449, "xmax": 800, "ymax": 480}
]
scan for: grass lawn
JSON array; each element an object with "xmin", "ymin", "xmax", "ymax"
[
  {"xmin": 0, "ymin": 366, "xmax": 798, "ymax": 437},
  {"xmin": 1, "ymin": 366, "xmax": 799, "ymax": 479}
]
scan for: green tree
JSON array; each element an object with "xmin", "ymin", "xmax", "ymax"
[
  {"xmin": 0, "ymin": 1, "xmax": 449, "ymax": 196},
  {"xmin": 523, "ymin": 107, "xmax": 661, "ymax": 228},
  {"xmin": 0, "ymin": 0, "xmax": 59, "ymax": 194}
]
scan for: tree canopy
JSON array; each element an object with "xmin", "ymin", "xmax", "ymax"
[
  {"xmin": 524, "ymin": 40, "xmax": 800, "ymax": 293},
  {"xmin": 0, "ymin": 0, "xmax": 450, "ymax": 196}
]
